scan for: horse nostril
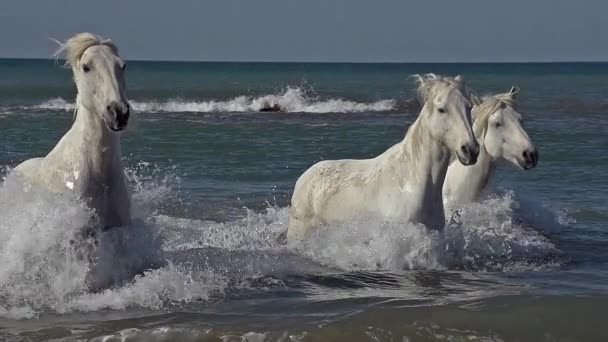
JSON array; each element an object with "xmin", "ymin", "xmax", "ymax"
[
  {"xmin": 531, "ymin": 150, "xmax": 539, "ymax": 165},
  {"xmin": 523, "ymin": 150, "xmax": 536, "ymax": 164},
  {"xmin": 461, "ymin": 145, "xmax": 469, "ymax": 156}
]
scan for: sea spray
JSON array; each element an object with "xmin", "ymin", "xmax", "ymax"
[
  {"xmin": 0, "ymin": 162, "xmax": 566, "ymax": 318},
  {"xmin": 0, "ymin": 174, "xmax": 94, "ymax": 318}
]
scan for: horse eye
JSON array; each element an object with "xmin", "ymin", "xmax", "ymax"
[
  {"xmin": 438, "ymin": 108, "xmax": 446, "ymax": 114},
  {"xmin": 493, "ymin": 122, "xmax": 502, "ymax": 128},
  {"xmin": 82, "ymin": 64, "xmax": 90, "ymax": 73}
]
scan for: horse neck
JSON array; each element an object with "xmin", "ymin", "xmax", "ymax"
[
  {"xmin": 387, "ymin": 107, "xmax": 450, "ymax": 192},
  {"xmin": 471, "ymin": 134, "xmax": 496, "ymax": 193},
  {"xmin": 455, "ymin": 128, "xmax": 495, "ymax": 197},
  {"xmin": 71, "ymin": 102, "xmax": 123, "ymax": 173}
]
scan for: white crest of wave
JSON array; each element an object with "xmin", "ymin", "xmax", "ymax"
[
  {"xmin": 35, "ymin": 97, "xmax": 75, "ymax": 111},
  {"xmin": 35, "ymin": 88, "xmax": 396, "ymax": 114}
]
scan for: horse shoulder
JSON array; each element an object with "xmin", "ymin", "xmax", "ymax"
[
  {"xmin": 290, "ymin": 160, "xmax": 358, "ymax": 220},
  {"xmin": 291, "ymin": 160, "xmax": 333, "ymax": 213},
  {"xmin": 13, "ymin": 157, "xmax": 45, "ymax": 182},
  {"xmin": 13, "ymin": 156, "xmax": 73, "ymax": 194}
]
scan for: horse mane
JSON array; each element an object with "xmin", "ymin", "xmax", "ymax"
[
  {"xmin": 52, "ymin": 33, "xmax": 120, "ymax": 121},
  {"xmin": 472, "ymin": 88, "xmax": 519, "ymax": 138},
  {"xmin": 53, "ymin": 32, "xmax": 119, "ymax": 67},
  {"xmin": 412, "ymin": 73, "xmax": 470, "ymax": 105},
  {"xmin": 404, "ymin": 74, "xmax": 472, "ymax": 156}
]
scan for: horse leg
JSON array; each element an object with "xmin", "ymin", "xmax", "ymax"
[{"xmin": 104, "ymin": 175, "xmax": 132, "ymax": 227}]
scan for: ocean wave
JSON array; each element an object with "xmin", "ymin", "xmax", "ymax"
[
  {"xmin": 33, "ymin": 88, "xmax": 397, "ymax": 114},
  {"xmin": 34, "ymin": 97, "xmax": 75, "ymax": 111}
]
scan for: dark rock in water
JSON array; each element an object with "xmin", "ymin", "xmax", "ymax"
[{"xmin": 259, "ymin": 103, "xmax": 283, "ymax": 112}]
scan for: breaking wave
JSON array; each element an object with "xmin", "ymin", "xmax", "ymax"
[{"xmin": 33, "ymin": 88, "xmax": 396, "ymax": 114}]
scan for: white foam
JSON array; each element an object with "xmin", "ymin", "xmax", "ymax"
[
  {"xmin": 157, "ymin": 206, "xmax": 289, "ymax": 252},
  {"xmin": 64, "ymin": 264, "xmax": 227, "ymax": 312},
  {"xmin": 0, "ymin": 167, "xmax": 226, "ymax": 319},
  {"xmin": 92, "ymin": 327, "xmax": 274, "ymax": 342},
  {"xmin": 34, "ymin": 97, "xmax": 75, "ymax": 111},
  {"xmin": 0, "ymin": 162, "xmax": 565, "ymax": 319},
  {"xmin": 34, "ymin": 88, "xmax": 396, "ymax": 114},
  {"xmin": 0, "ymin": 174, "xmax": 94, "ymax": 318},
  {"xmin": 291, "ymin": 192, "xmax": 563, "ymax": 272},
  {"xmin": 442, "ymin": 192, "xmax": 562, "ymax": 271}
]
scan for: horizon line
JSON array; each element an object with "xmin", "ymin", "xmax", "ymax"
[{"xmin": 1, "ymin": 56, "xmax": 608, "ymax": 64}]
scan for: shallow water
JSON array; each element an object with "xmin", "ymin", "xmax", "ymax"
[{"xmin": 0, "ymin": 60, "xmax": 607, "ymax": 341}]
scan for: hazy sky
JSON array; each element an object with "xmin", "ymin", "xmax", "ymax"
[{"xmin": 1, "ymin": 0, "xmax": 606, "ymax": 62}]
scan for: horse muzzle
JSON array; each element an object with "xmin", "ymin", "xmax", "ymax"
[
  {"xmin": 107, "ymin": 101, "xmax": 130, "ymax": 131},
  {"xmin": 518, "ymin": 148, "xmax": 538, "ymax": 170},
  {"xmin": 457, "ymin": 142, "xmax": 480, "ymax": 166}
]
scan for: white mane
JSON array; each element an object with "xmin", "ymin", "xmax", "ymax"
[
  {"xmin": 53, "ymin": 32, "xmax": 119, "ymax": 67},
  {"xmin": 52, "ymin": 33, "xmax": 121, "ymax": 120},
  {"xmin": 406, "ymin": 73, "xmax": 473, "ymax": 156},
  {"xmin": 472, "ymin": 87, "xmax": 519, "ymax": 138},
  {"xmin": 412, "ymin": 73, "xmax": 470, "ymax": 106}
]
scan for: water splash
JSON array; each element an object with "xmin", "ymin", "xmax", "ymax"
[
  {"xmin": 0, "ymin": 174, "xmax": 94, "ymax": 318},
  {"xmin": 292, "ymin": 192, "xmax": 564, "ymax": 272},
  {"xmin": 0, "ymin": 162, "xmax": 566, "ymax": 319}
]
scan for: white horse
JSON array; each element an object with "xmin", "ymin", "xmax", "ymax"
[
  {"xmin": 286, "ymin": 74, "xmax": 479, "ymax": 242},
  {"xmin": 13, "ymin": 33, "xmax": 132, "ymax": 229},
  {"xmin": 442, "ymin": 86, "xmax": 538, "ymax": 212}
]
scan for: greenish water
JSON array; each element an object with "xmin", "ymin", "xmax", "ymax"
[{"xmin": 0, "ymin": 60, "xmax": 607, "ymax": 341}]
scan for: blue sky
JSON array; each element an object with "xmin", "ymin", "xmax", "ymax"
[{"xmin": 0, "ymin": 0, "xmax": 606, "ymax": 62}]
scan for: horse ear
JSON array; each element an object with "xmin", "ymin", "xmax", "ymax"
[
  {"xmin": 410, "ymin": 74, "xmax": 425, "ymax": 87},
  {"xmin": 49, "ymin": 38, "xmax": 69, "ymax": 67},
  {"xmin": 455, "ymin": 75, "xmax": 464, "ymax": 82},
  {"xmin": 509, "ymin": 86, "xmax": 520, "ymax": 99}
]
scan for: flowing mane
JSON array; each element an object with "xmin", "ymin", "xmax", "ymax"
[
  {"xmin": 54, "ymin": 32, "xmax": 119, "ymax": 67},
  {"xmin": 406, "ymin": 73, "xmax": 473, "ymax": 155},
  {"xmin": 472, "ymin": 87, "xmax": 519, "ymax": 138},
  {"xmin": 412, "ymin": 73, "xmax": 470, "ymax": 106}
]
